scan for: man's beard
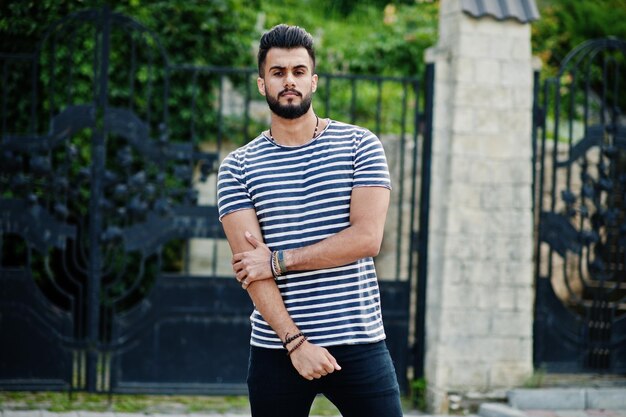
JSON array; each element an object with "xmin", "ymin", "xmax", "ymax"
[{"xmin": 265, "ymin": 88, "xmax": 312, "ymax": 119}]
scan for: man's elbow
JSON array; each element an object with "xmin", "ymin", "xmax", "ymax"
[{"xmin": 362, "ymin": 235, "xmax": 383, "ymax": 258}]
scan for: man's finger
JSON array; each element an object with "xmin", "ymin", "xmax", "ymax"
[
  {"xmin": 244, "ymin": 230, "xmax": 261, "ymax": 248},
  {"xmin": 326, "ymin": 352, "xmax": 342, "ymax": 371}
]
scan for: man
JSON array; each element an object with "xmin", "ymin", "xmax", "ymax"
[{"xmin": 217, "ymin": 24, "xmax": 403, "ymax": 417}]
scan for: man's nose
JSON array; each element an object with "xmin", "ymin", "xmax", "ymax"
[{"xmin": 284, "ymin": 72, "xmax": 296, "ymax": 87}]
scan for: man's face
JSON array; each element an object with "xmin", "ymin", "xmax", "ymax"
[{"xmin": 257, "ymin": 47, "xmax": 318, "ymax": 119}]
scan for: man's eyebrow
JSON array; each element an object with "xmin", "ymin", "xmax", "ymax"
[{"xmin": 269, "ymin": 64, "xmax": 310, "ymax": 72}]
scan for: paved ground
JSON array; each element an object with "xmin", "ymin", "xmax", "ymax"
[
  {"xmin": 0, "ymin": 412, "xmax": 433, "ymax": 417},
  {"xmin": 2, "ymin": 410, "xmax": 625, "ymax": 417},
  {"xmin": 526, "ymin": 411, "xmax": 626, "ymax": 417},
  {"xmin": 478, "ymin": 388, "xmax": 626, "ymax": 417},
  {"xmin": 0, "ymin": 409, "xmax": 626, "ymax": 417},
  {"xmin": 2, "ymin": 388, "xmax": 625, "ymax": 417}
]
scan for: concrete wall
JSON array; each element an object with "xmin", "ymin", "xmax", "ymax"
[{"xmin": 423, "ymin": 1, "xmax": 535, "ymax": 411}]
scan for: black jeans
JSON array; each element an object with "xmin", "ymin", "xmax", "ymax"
[{"xmin": 247, "ymin": 340, "xmax": 403, "ymax": 417}]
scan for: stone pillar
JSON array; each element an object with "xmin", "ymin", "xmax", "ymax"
[{"xmin": 423, "ymin": 1, "xmax": 536, "ymax": 412}]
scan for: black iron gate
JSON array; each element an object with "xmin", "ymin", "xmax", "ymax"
[
  {"xmin": 533, "ymin": 38, "xmax": 626, "ymax": 373},
  {"xmin": 0, "ymin": 8, "xmax": 434, "ymax": 394}
]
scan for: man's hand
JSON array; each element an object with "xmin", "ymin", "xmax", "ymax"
[
  {"xmin": 232, "ymin": 231, "xmax": 273, "ymax": 289},
  {"xmin": 288, "ymin": 340, "xmax": 342, "ymax": 380}
]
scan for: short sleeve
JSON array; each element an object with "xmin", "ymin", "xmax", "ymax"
[
  {"xmin": 353, "ymin": 130, "xmax": 392, "ymax": 189},
  {"xmin": 217, "ymin": 152, "xmax": 255, "ymax": 221}
]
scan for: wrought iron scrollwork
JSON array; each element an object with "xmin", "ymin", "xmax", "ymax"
[
  {"xmin": 0, "ymin": 7, "xmax": 227, "ymax": 392},
  {"xmin": 534, "ymin": 38, "xmax": 626, "ymax": 373}
]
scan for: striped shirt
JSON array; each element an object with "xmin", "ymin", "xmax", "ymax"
[{"xmin": 217, "ymin": 120, "xmax": 391, "ymax": 349}]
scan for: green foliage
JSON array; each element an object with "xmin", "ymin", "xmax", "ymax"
[
  {"xmin": 0, "ymin": 390, "xmax": 415, "ymax": 414},
  {"xmin": 316, "ymin": 0, "xmax": 420, "ymax": 18},
  {"xmin": 0, "ymin": 391, "xmax": 251, "ymax": 414},
  {"xmin": 0, "ymin": 0, "xmax": 261, "ymax": 146},
  {"xmin": 333, "ymin": 3, "xmax": 437, "ymax": 76},
  {"xmin": 121, "ymin": 0, "xmax": 259, "ymax": 67},
  {"xmin": 523, "ymin": 367, "xmax": 547, "ymax": 388},
  {"xmin": 0, "ymin": 0, "xmax": 259, "ymax": 67},
  {"xmin": 261, "ymin": 0, "xmax": 438, "ymax": 76},
  {"xmin": 533, "ymin": 0, "xmax": 626, "ymax": 78},
  {"xmin": 315, "ymin": 76, "xmax": 420, "ymax": 135},
  {"xmin": 410, "ymin": 377, "xmax": 427, "ymax": 411},
  {"xmin": 532, "ymin": 0, "xmax": 626, "ymax": 142},
  {"xmin": 259, "ymin": 0, "xmax": 437, "ymax": 135},
  {"xmin": 1, "ymin": 1, "xmax": 436, "ymax": 142}
]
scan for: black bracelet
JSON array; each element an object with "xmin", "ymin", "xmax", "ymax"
[
  {"xmin": 287, "ymin": 336, "xmax": 308, "ymax": 356},
  {"xmin": 282, "ymin": 331, "xmax": 304, "ymax": 348}
]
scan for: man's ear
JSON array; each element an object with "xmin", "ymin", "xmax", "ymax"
[
  {"xmin": 311, "ymin": 74, "xmax": 318, "ymax": 93},
  {"xmin": 257, "ymin": 77, "xmax": 266, "ymax": 96}
]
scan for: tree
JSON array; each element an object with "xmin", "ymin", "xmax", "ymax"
[
  {"xmin": 533, "ymin": 0, "xmax": 626, "ymax": 77},
  {"xmin": 0, "ymin": 0, "xmax": 259, "ymax": 67}
]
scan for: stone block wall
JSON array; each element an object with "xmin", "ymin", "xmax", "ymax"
[{"xmin": 424, "ymin": 1, "xmax": 535, "ymax": 412}]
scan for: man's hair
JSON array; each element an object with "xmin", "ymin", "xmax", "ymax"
[{"xmin": 257, "ymin": 24, "xmax": 316, "ymax": 77}]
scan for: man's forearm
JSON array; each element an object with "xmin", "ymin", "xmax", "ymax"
[
  {"xmin": 282, "ymin": 186, "xmax": 390, "ymax": 272},
  {"xmin": 283, "ymin": 223, "xmax": 380, "ymax": 271},
  {"xmin": 222, "ymin": 209, "xmax": 300, "ymax": 343},
  {"xmin": 246, "ymin": 279, "xmax": 299, "ymax": 342}
]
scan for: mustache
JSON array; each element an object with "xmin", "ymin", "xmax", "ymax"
[{"xmin": 279, "ymin": 89, "xmax": 302, "ymax": 97}]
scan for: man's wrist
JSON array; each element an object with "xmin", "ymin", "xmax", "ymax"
[
  {"xmin": 282, "ymin": 331, "xmax": 304, "ymax": 348},
  {"xmin": 282, "ymin": 330, "xmax": 309, "ymax": 356},
  {"xmin": 271, "ymin": 249, "xmax": 292, "ymax": 278},
  {"xmin": 286, "ymin": 336, "xmax": 308, "ymax": 356}
]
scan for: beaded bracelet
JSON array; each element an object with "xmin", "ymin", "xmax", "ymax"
[
  {"xmin": 287, "ymin": 336, "xmax": 308, "ymax": 356},
  {"xmin": 282, "ymin": 331, "xmax": 304, "ymax": 348}
]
